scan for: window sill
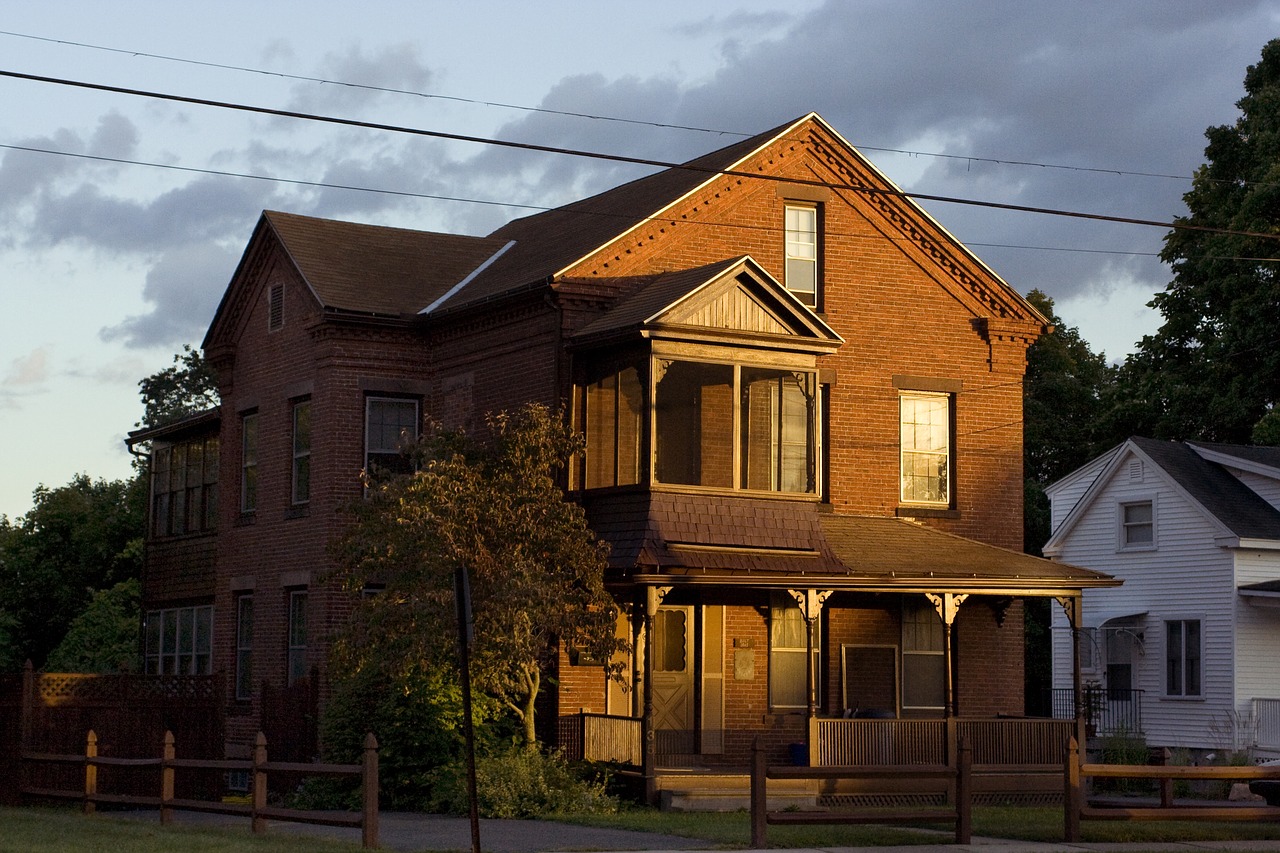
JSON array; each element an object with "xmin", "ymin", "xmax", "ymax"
[
  {"xmin": 284, "ymin": 504, "xmax": 310, "ymax": 520},
  {"xmin": 235, "ymin": 512, "xmax": 256, "ymax": 527},
  {"xmin": 896, "ymin": 506, "xmax": 960, "ymax": 519}
]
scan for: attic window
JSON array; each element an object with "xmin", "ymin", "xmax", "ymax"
[{"xmin": 268, "ymin": 284, "xmax": 284, "ymax": 331}]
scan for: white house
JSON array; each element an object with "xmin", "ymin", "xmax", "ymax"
[{"xmin": 1046, "ymin": 437, "xmax": 1280, "ymax": 758}]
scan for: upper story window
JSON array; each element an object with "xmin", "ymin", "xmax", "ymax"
[
  {"xmin": 291, "ymin": 399, "xmax": 311, "ymax": 504},
  {"xmin": 241, "ymin": 412, "xmax": 259, "ymax": 513},
  {"xmin": 584, "ymin": 364, "xmax": 643, "ymax": 489},
  {"xmin": 784, "ymin": 205, "xmax": 818, "ymax": 307},
  {"xmin": 899, "ymin": 391, "xmax": 952, "ymax": 506},
  {"xmin": 365, "ymin": 396, "xmax": 420, "ymax": 479},
  {"xmin": 1119, "ymin": 500, "xmax": 1155, "ymax": 550},
  {"xmin": 151, "ymin": 436, "xmax": 219, "ymax": 537},
  {"xmin": 653, "ymin": 360, "xmax": 817, "ymax": 494},
  {"xmin": 1165, "ymin": 619, "xmax": 1202, "ymax": 697}
]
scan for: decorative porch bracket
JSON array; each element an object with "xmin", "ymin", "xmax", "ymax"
[
  {"xmin": 786, "ymin": 588, "xmax": 834, "ymax": 721},
  {"xmin": 925, "ymin": 593, "xmax": 969, "ymax": 718}
]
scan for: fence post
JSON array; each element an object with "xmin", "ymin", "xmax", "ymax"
[
  {"xmin": 20, "ymin": 661, "xmax": 34, "ymax": 797},
  {"xmin": 251, "ymin": 732, "xmax": 268, "ymax": 835},
  {"xmin": 83, "ymin": 730, "xmax": 97, "ymax": 816},
  {"xmin": 362, "ymin": 732, "xmax": 379, "ymax": 850},
  {"xmin": 808, "ymin": 715, "xmax": 820, "ymax": 767},
  {"xmin": 955, "ymin": 738, "xmax": 971, "ymax": 844},
  {"xmin": 1064, "ymin": 736, "xmax": 1080, "ymax": 842},
  {"xmin": 750, "ymin": 737, "xmax": 767, "ymax": 849},
  {"xmin": 1158, "ymin": 747, "xmax": 1173, "ymax": 808},
  {"xmin": 160, "ymin": 731, "xmax": 175, "ymax": 825}
]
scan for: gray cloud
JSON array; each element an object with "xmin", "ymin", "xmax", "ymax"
[
  {"xmin": 99, "ymin": 242, "xmax": 238, "ymax": 348},
  {"xmin": 284, "ymin": 43, "xmax": 434, "ymax": 117}
]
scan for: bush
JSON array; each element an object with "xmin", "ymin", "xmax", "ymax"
[
  {"xmin": 428, "ymin": 747, "xmax": 618, "ymax": 818},
  {"xmin": 320, "ymin": 660, "xmax": 509, "ymax": 810},
  {"xmin": 1096, "ymin": 726, "xmax": 1152, "ymax": 795}
]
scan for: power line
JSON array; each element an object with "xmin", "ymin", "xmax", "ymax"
[
  {"xmin": 4, "ymin": 67, "xmax": 1277, "ymax": 245},
  {"xmin": 0, "ymin": 29, "xmax": 1203, "ymax": 184}
]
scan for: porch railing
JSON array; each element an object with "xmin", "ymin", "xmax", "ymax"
[
  {"xmin": 559, "ymin": 713, "xmax": 643, "ymax": 765},
  {"xmin": 811, "ymin": 717, "xmax": 1075, "ymax": 767},
  {"xmin": 1253, "ymin": 699, "xmax": 1280, "ymax": 751},
  {"xmin": 1049, "ymin": 688, "xmax": 1144, "ymax": 737}
]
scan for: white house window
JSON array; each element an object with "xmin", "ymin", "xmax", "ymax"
[
  {"xmin": 144, "ymin": 606, "xmax": 213, "ymax": 675},
  {"xmin": 784, "ymin": 205, "xmax": 818, "ymax": 306},
  {"xmin": 900, "ymin": 392, "xmax": 951, "ymax": 505},
  {"xmin": 287, "ymin": 590, "xmax": 308, "ymax": 686},
  {"xmin": 901, "ymin": 599, "xmax": 945, "ymax": 711},
  {"xmin": 291, "ymin": 399, "xmax": 311, "ymax": 504},
  {"xmin": 1165, "ymin": 619, "xmax": 1202, "ymax": 697},
  {"xmin": 1120, "ymin": 500, "xmax": 1155, "ymax": 549},
  {"xmin": 770, "ymin": 594, "xmax": 818, "ymax": 710},
  {"xmin": 365, "ymin": 397, "xmax": 420, "ymax": 479}
]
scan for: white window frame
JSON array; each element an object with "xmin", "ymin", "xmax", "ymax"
[
  {"xmin": 1164, "ymin": 618, "xmax": 1203, "ymax": 698},
  {"xmin": 899, "ymin": 391, "xmax": 952, "ymax": 507},
  {"xmin": 144, "ymin": 605, "xmax": 213, "ymax": 675},
  {"xmin": 235, "ymin": 594, "xmax": 254, "ymax": 700},
  {"xmin": 287, "ymin": 590, "xmax": 309, "ymax": 686},
  {"xmin": 364, "ymin": 396, "xmax": 420, "ymax": 478},
  {"xmin": 240, "ymin": 412, "xmax": 258, "ymax": 513},
  {"xmin": 291, "ymin": 399, "xmax": 311, "ymax": 505},
  {"xmin": 784, "ymin": 204, "xmax": 818, "ymax": 306},
  {"xmin": 1117, "ymin": 497, "xmax": 1156, "ymax": 551}
]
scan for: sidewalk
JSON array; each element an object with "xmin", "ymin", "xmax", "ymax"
[{"xmin": 112, "ymin": 809, "xmax": 1280, "ymax": 853}]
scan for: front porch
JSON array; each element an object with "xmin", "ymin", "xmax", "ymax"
[{"xmin": 560, "ymin": 712, "xmax": 1077, "ymax": 809}]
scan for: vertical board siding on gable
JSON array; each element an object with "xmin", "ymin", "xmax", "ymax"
[{"xmin": 1050, "ymin": 466, "xmax": 1237, "ymax": 750}]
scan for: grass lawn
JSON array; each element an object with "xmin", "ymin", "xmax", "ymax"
[
  {"xmin": 0, "ymin": 806, "xmax": 365, "ymax": 853},
  {"xmin": 565, "ymin": 804, "xmax": 1280, "ymax": 847}
]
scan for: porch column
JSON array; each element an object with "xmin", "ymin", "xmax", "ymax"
[
  {"xmin": 786, "ymin": 588, "xmax": 834, "ymax": 720},
  {"xmin": 1057, "ymin": 595, "xmax": 1085, "ymax": 749},
  {"xmin": 641, "ymin": 585, "xmax": 670, "ymax": 806},
  {"xmin": 926, "ymin": 593, "xmax": 969, "ymax": 717}
]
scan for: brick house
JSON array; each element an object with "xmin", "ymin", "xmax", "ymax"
[{"xmin": 131, "ymin": 113, "xmax": 1115, "ymax": 780}]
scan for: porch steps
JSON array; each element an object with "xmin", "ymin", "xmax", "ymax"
[{"xmin": 655, "ymin": 769, "xmax": 818, "ymax": 812}]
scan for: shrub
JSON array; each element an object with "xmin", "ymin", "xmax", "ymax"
[{"xmin": 428, "ymin": 747, "xmax": 618, "ymax": 818}]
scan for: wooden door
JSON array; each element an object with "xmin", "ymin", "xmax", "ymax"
[{"xmin": 652, "ymin": 605, "xmax": 694, "ymax": 754}]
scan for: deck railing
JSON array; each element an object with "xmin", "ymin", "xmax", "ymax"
[
  {"xmin": 1253, "ymin": 698, "xmax": 1280, "ymax": 751},
  {"xmin": 1049, "ymin": 688, "xmax": 1143, "ymax": 736},
  {"xmin": 810, "ymin": 717, "xmax": 1074, "ymax": 767}
]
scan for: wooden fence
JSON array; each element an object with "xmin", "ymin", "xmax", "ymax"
[
  {"xmin": 1064, "ymin": 737, "xmax": 1280, "ymax": 842},
  {"xmin": 23, "ymin": 729, "xmax": 380, "ymax": 849},
  {"xmin": 1, "ymin": 663, "xmax": 224, "ymax": 804},
  {"xmin": 750, "ymin": 737, "xmax": 973, "ymax": 846}
]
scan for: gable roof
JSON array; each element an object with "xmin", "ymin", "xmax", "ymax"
[
  {"xmin": 571, "ymin": 255, "xmax": 842, "ymax": 349},
  {"xmin": 1046, "ymin": 437, "xmax": 1280, "ymax": 552}
]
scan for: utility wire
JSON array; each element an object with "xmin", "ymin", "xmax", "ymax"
[
  {"xmin": 3, "ymin": 68, "xmax": 1277, "ymax": 245},
  {"xmin": 0, "ymin": 28, "xmax": 1198, "ymax": 181}
]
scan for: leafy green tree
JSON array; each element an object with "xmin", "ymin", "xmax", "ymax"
[
  {"xmin": 43, "ymin": 579, "xmax": 142, "ymax": 673},
  {"xmin": 332, "ymin": 403, "xmax": 625, "ymax": 750},
  {"xmin": 0, "ymin": 475, "xmax": 145, "ymax": 668},
  {"xmin": 1022, "ymin": 289, "xmax": 1114, "ymax": 553},
  {"xmin": 1111, "ymin": 39, "xmax": 1280, "ymax": 442},
  {"xmin": 137, "ymin": 344, "xmax": 219, "ymax": 428}
]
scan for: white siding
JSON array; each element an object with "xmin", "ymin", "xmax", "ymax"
[
  {"xmin": 1231, "ymin": 468, "xmax": 1280, "ymax": 512},
  {"xmin": 1047, "ymin": 448, "xmax": 1117, "ymax": 531},
  {"xmin": 1234, "ymin": 551, "xmax": 1280, "ymax": 736},
  {"xmin": 1049, "ymin": 449, "xmax": 1237, "ymax": 751}
]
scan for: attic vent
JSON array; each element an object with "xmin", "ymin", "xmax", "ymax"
[
  {"xmin": 268, "ymin": 284, "xmax": 284, "ymax": 331},
  {"xmin": 1128, "ymin": 459, "xmax": 1143, "ymax": 482}
]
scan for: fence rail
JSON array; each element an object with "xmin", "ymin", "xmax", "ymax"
[{"xmin": 21, "ymin": 729, "xmax": 379, "ymax": 849}]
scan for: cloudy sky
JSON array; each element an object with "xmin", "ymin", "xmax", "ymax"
[{"xmin": 0, "ymin": 1, "xmax": 1276, "ymax": 518}]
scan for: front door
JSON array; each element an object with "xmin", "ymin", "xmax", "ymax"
[{"xmin": 652, "ymin": 605, "xmax": 694, "ymax": 754}]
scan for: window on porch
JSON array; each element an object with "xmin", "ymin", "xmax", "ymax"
[
  {"xmin": 769, "ymin": 594, "xmax": 818, "ymax": 710},
  {"xmin": 584, "ymin": 364, "xmax": 644, "ymax": 489},
  {"xmin": 902, "ymin": 599, "xmax": 945, "ymax": 712}
]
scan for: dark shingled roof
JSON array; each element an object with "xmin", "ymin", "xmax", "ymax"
[
  {"xmin": 1130, "ymin": 437, "xmax": 1280, "ymax": 540},
  {"xmin": 1188, "ymin": 441, "xmax": 1280, "ymax": 471},
  {"xmin": 436, "ymin": 118, "xmax": 802, "ymax": 312},
  {"xmin": 818, "ymin": 515, "xmax": 1110, "ymax": 585},
  {"xmin": 263, "ymin": 211, "xmax": 510, "ymax": 316}
]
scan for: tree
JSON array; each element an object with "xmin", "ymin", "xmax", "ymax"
[
  {"xmin": 0, "ymin": 475, "xmax": 145, "ymax": 668},
  {"xmin": 137, "ymin": 344, "xmax": 219, "ymax": 428},
  {"xmin": 1111, "ymin": 39, "xmax": 1280, "ymax": 442},
  {"xmin": 331, "ymin": 403, "xmax": 625, "ymax": 750},
  {"xmin": 43, "ymin": 579, "xmax": 142, "ymax": 673},
  {"xmin": 1022, "ymin": 289, "xmax": 1114, "ymax": 554}
]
